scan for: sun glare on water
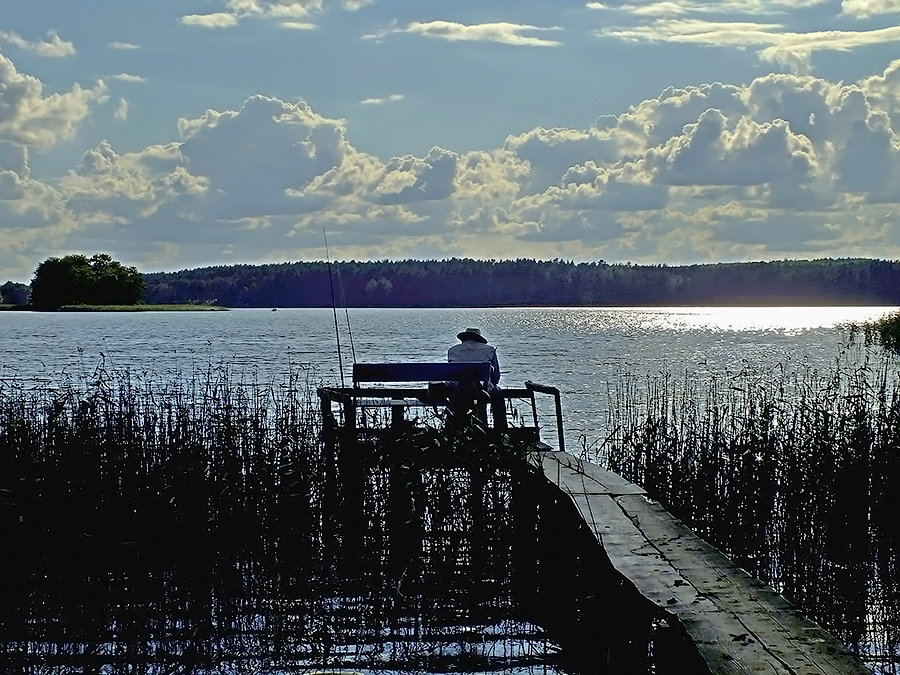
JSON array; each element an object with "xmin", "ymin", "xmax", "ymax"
[{"xmin": 627, "ymin": 306, "xmax": 898, "ymax": 333}]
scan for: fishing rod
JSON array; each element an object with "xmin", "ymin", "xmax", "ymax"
[
  {"xmin": 336, "ymin": 265, "xmax": 357, "ymax": 366},
  {"xmin": 323, "ymin": 227, "xmax": 345, "ymax": 387}
]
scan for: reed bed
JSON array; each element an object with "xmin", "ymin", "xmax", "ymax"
[
  {"xmin": 0, "ymin": 364, "xmax": 571, "ymax": 674},
  {"xmin": 601, "ymin": 339, "xmax": 900, "ymax": 671}
]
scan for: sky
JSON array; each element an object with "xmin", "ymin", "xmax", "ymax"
[{"xmin": 3, "ymin": 0, "xmax": 900, "ymax": 282}]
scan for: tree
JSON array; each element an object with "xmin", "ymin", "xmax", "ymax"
[
  {"xmin": 30, "ymin": 254, "xmax": 145, "ymax": 309},
  {"xmin": 0, "ymin": 281, "xmax": 30, "ymax": 305}
]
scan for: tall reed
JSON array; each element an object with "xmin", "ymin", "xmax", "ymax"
[
  {"xmin": 0, "ymin": 364, "xmax": 566, "ymax": 674},
  {"xmin": 601, "ymin": 339, "xmax": 900, "ymax": 669}
]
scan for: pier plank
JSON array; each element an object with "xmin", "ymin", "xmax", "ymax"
[
  {"xmin": 540, "ymin": 451, "xmax": 869, "ymax": 675},
  {"xmin": 616, "ymin": 493, "xmax": 870, "ymax": 675},
  {"xmin": 541, "ymin": 451, "xmax": 646, "ymax": 495}
]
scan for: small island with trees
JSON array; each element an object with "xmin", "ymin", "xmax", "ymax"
[
  {"xmin": 30, "ymin": 254, "xmax": 145, "ymax": 309},
  {"xmin": 1, "ymin": 253, "xmax": 221, "ymax": 311}
]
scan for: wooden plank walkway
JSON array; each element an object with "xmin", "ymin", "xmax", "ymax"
[{"xmin": 539, "ymin": 450, "xmax": 870, "ymax": 675}]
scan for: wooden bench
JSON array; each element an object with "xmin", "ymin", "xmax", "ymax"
[
  {"xmin": 352, "ymin": 361, "xmax": 491, "ymax": 387},
  {"xmin": 318, "ymin": 362, "xmax": 563, "ymax": 449}
]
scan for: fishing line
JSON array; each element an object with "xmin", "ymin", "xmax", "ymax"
[
  {"xmin": 333, "ymin": 254, "xmax": 357, "ymax": 366},
  {"xmin": 323, "ymin": 227, "xmax": 345, "ymax": 387}
]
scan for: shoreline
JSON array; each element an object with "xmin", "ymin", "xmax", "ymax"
[{"xmin": 0, "ymin": 304, "xmax": 228, "ymax": 312}]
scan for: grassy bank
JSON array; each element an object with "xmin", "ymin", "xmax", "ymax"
[{"xmin": 600, "ymin": 339, "xmax": 900, "ymax": 667}]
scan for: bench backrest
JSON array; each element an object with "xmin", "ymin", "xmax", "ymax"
[{"xmin": 352, "ymin": 362, "xmax": 491, "ymax": 384}]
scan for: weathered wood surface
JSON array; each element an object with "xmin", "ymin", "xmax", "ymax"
[
  {"xmin": 539, "ymin": 451, "xmax": 870, "ymax": 675},
  {"xmin": 352, "ymin": 361, "xmax": 491, "ymax": 384}
]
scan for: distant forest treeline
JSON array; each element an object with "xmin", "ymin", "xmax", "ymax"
[{"xmin": 143, "ymin": 258, "xmax": 900, "ymax": 307}]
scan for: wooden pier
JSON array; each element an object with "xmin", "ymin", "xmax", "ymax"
[
  {"xmin": 540, "ymin": 450, "xmax": 870, "ymax": 674},
  {"xmin": 318, "ymin": 362, "xmax": 873, "ymax": 674}
]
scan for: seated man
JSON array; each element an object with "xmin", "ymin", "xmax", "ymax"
[{"xmin": 447, "ymin": 327, "xmax": 506, "ymax": 429}]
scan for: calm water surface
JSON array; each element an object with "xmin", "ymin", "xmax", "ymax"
[
  {"xmin": 4, "ymin": 306, "xmax": 899, "ymax": 674},
  {"xmin": 1, "ymin": 306, "xmax": 896, "ymax": 446}
]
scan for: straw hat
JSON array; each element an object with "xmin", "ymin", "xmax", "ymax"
[{"xmin": 457, "ymin": 327, "xmax": 487, "ymax": 343}]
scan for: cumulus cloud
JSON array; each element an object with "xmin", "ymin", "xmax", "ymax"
[
  {"xmin": 372, "ymin": 147, "xmax": 457, "ymax": 204},
  {"xmin": 0, "ymin": 30, "xmax": 76, "ymax": 57},
  {"xmin": 63, "ymin": 142, "xmax": 198, "ymax": 197},
  {"xmin": 43, "ymin": 76, "xmax": 900, "ymax": 265},
  {"xmin": 366, "ymin": 21, "xmax": 563, "ymax": 47},
  {"xmin": 0, "ymin": 53, "xmax": 107, "ymax": 148},
  {"xmin": 8, "ymin": 52, "xmax": 900, "ymax": 275},
  {"xmin": 504, "ymin": 126, "xmax": 623, "ymax": 192},
  {"xmin": 176, "ymin": 95, "xmax": 354, "ymax": 218},
  {"xmin": 859, "ymin": 60, "xmax": 900, "ymax": 138},
  {"xmin": 834, "ymin": 112, "xmax": 900, "ymax": 200},
  {"xmin": 643, "ymin": 109, "xmax": 818, "ymax": 186}
]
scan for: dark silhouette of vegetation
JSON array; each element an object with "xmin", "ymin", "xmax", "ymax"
[
  {"xmin": 602, "ymin": 343, "xmax": 900, "ymax": 669},
  {"xmin": 0, "ymin": 281, "xmax": 29, "ymax": 305},
  {"xmin": 143, "ymin": 257, "xmax": 900, "ymax": 308},
  {"xmin": 860, "ymin": 310, "xmax": 900, "ymax": 352},
  {"xmin": 0, "ymin": 366, "xmax": 674, "ymax": 673},
  {"xmin": 30, "ymin": 253, "xmax": 145, "ymax": 309}
]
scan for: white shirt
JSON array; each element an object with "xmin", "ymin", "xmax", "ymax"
[{"xmin": 447, "ymin": 340, "xmax": 501, "ymax": 388}]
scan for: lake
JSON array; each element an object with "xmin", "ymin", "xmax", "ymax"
[
  {"xmin": 4, "ymin": 305, "xmax": 899, "ymax": 674},
  {"xmin": 1, "ymin": 305, "xmax": 896, "ymax": 449}
]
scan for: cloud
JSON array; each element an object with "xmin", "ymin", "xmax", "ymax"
[
  {"xmin": 181, "ymin": 0, "xmax": 325, "ymax": 28},
  {"xmin": 372, "ymin": 147, "xmax": 458, "ymax": 204},
  {"xmin": 834, "ymin": 112, "xmax": 900, "ymax": 200},
  {"xmin": 643, "ymin": 109, "xmax": 818, "ymax": 187},
  {"xmin": 109, "ymin": 41, "xmax": 140, "ymax": 50},
  {"xmin": 181, "ymin": 13, "xmax": 240, "ymax": 28},
  {"xmin": 176, "ymin": 95, "xmax": 353, "ymax": 217},
  {"xmin": 590, "ymin": 0, "xmax": 833, "ymax": 15},
  {"xmin": 596, "ymin": 17, "xmax": 900, "ymax": 73},
  {"xmin": 360, "ymin": 93, "xmax": 404, "ymax": 105},
  {"xmin": 111, "ymin": 73, "xmax": 147, "ymax": 83},
  {"xmin": 8, "ymin": 57, "xmax": 900, "ymax": 276},
  {"xmin": 758, "ymin": 26, "xmax": 900, "ymax": 72},
  {"xmin": 504, "ymin": 126, "xmax": 623, "ymax": 192},
  {"xmin": 841, "ymin": 0, "xmax": 900, "ymax": 18},
  {"xmin": 860, "ymin": 58, "xmax": 900, "ymax": 133},
  {"xmin": 0, "ymin": 53, "xmax": 108, "ymax": 148},
  {"xmin": 0, "ymin": 30, "xmax": 76, "ymax": 57},
  {"xmin": 370, "ymin": 21, "xmax": 563, "ymax": 47},
  {"xmin": 114, "ymin": 98, "xmax": 129, "ymax": 122}
]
